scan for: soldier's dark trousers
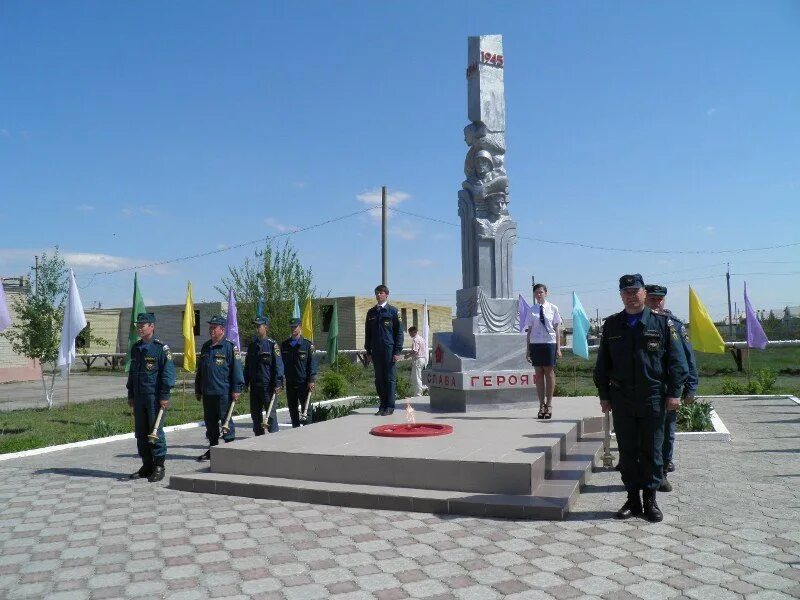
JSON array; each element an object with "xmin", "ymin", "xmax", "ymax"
[
  {"xmin": 250, "ymin": 387, "xmax": 278, "ymax": 435},
  {"xmin": 612, "ymin": 396, "xmax": 665, "ymax": 492},
  {"xmin": 286, "ymin": 384, "xmax": 310, "ymax": 427},
  {"xmin": 134, "ymin": 395, "xmax": 167, "ymax": 463},
  {"xmin": 662, "ymin": 409, "xmax": 677, "ymax": 464},
  {"xmin": 202, "ymin": 394, "xmax": 235, "ymax": 446},
  {"xmin": 373, "ymin": 351, "xmax": 396, "ymax": 412}
]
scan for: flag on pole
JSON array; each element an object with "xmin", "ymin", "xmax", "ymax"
[
  {"xmin": 422, "ymin": 299, "xmax": 430, "ymax": 348},
  {"xmin": 292, "ymin": 295, "xmax": 301, "ymax": 320},
  {"xmin": 182, "ymin": 281, "xmax": 197, "ymax": 372},
  {"xmin": 572, "ymin": 292, "xmax": 591, "ymax": 360},
  {"xmin": 688, "ymin": 287, "xmax": 726, "ymax": 354},
  {"xmin": 327, "ymin": 300, "xmax": 339, "ymax": 363},
  {"xmin": 518, "ymin": 294, "xmax": 531, "ymax": 334},
  {"xmin": 301, "ymin": 297, "xmax": 314, "ymax": 341},
  {"xmin": 744, "ymin": 282, "xmax": 768, "ymax": 350},
  {"xmin": 126, "ymin": 273, "xmax": 147, "ymax": 372},
  {"xmin": 57, "ymin": 269, "xmax": 87, "ymax": 375},
  {"xmin": 257, "ymin": 296, "xmax": 264, "ymax": 318},
  {"xmin": 0, "ymin": 276, "xmax": 11, "ymax": 332},
  {"xmin": 226, "ymin": 288, "xmax": 240, "ymax": 349}
]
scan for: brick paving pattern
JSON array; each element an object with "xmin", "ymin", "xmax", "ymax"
[{"xmin": 0, "ymin": 396, "xmax": 798, "ymax": 599}]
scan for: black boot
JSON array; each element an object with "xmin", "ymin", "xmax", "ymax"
[
  {"xmin": 196, "ymin": 449, "xmax": 211, "ymax": 462},
  {"xmin": 130, "ymin": 452, "xmax": 153, "ymax": 479},
  {"xmin": 148, "ymin": 457, "xmax": 165, "ymax": 482},
  {"xmin": 615, "ymin": 491, "xmax": 643, "ymax": 519},
  {"xmin": 643, "ymin": 489, "xmax": 663, "ymax": 522}
]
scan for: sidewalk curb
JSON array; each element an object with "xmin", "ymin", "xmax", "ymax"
[{"xmin": 0, "ymin": 396, "xmax": 371, "ymax": 463}]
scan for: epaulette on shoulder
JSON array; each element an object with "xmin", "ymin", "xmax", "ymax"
[
  {"xmin": 650, "ymin": 309, "xmax": 668, "ymax": 317},
  {"xmin": 152, "ymin": 338, "xmax": 164, "ymax": 345}
]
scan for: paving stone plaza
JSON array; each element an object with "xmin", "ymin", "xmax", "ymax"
[{"xmin": 1, "ymin": 395, "xmax": 798, "ymax": 600}]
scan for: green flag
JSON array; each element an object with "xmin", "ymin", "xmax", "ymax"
[
  {"xmin": 327, "ymin": 300, "xmax": 338, "ymax": 364},
  {"xmin": 126, "ymin": 273, "xmax": 147, "ymax": 372}
]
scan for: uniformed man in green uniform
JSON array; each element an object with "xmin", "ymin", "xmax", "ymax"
[
  {"xmin": 594, "ymin": 274, "xmax": 689, "ymax": 522},
  {"xmin": 126, "ymin": 312, "xmax": 175, "ymax": 482},
  {"xmin": 195, "ymin": 315, "xmax": 244, "ymax": 461}
]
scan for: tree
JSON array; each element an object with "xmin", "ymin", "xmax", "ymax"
[{"xmin": 217, "ymin": 241, "xmax": 316, "ymax": 345}]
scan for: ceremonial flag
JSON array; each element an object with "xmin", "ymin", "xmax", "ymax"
[
  {"xmin": 292, "ymin": 295, "xmax": 301, "ymax": 319},
  {"xmin": 57, "ymin": 269, "xmax": 87, "ymax": 375},
  {"xmin": 518, "ymin": 294, "xmax": 531, "ymax": 334},
  {"xmin": 182, "ymin": 282, "xmax": 197, "ymax": 372},
  {"xmin": 572, "ymin": 292, "xmax": 591, "ymax": 360},
  {"xmin": 301, "ymin": 297, "xmax": 314, "ymax": 341},
  {"xmin": 744, "ymin": 282, "xmax": 768, "ymax": 350},
  {"xmin": 422, "ymin": 299, "xmax": 430, "ymax": 347},
  {"xmin": 226, "ymin": 288, "xmax": 240, "ymax": 349},
  {"xmin": 257, "ymin": 296, "xmax": 264, "ymax": 318},
  {"xmin": 688, "ymin": 287, "xmax": 725, "ymax": 354},
  {"xmin": 0, "ymin": 276, "xmax": 11, "ymax": 332},
  {"xmin": 327, "ymin": 300, "xmax": 339, "ymax": 363},
  {"xmin": 126, "ymin": 273, "xmax": 146, "ymax": 372}
]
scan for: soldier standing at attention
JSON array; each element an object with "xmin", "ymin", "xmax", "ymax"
[
  {"xmin": 281, "ymin": 317, "xmax": 317, "ymax": 426},
  {"xmin": 195, "ymin": 315, "xmax": 244, "ymax": 461},
  {"xmin": 594, "ymin": 274, "xmax": 688, "ymax": 522},
  {"xmin": 126, "ymin": 312, "xmax": 175, "ymax": 482},
  {"xmin": 244, "ymin": 316, "xmax": 284, "ymax": 435},
  {"xmin": 644, "ymin": 284, "xmax": 699, "ymax": 492},
  {"xmin": 365, "ymin": 285, "xmax": 404, "ymax": 416}
]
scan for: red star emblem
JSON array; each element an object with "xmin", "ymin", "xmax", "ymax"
[{"xmin": 434, "ymin": 344, "xmax": 443, "ymax": 364}]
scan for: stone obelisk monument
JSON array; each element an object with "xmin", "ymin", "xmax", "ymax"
[{"xmin": 424, "ymin": 35, "xmax": 533, "ymax": 411}]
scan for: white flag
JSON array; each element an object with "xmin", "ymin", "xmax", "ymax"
[
  {"xmin": 422, "ymin": 298, "xmax": 430, "ymax": 348},
  {"xmin": 57, "ymin": 269, "xmax": 87, "ymax": 375},
  {"xmin": 0, "ymin": 276, "xmax": 11, "ymax": 332}
]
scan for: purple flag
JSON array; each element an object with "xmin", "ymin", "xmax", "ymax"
[
  {"xmin": 744, "ymin": 282, "xmax": 768, "ymax": 350},
  {"xmin": 226, "ymin": 288, "xmax": 241, "ymax": 350},
  {"xmin": 518, "ymin": 294, "xmax": 531, "ymax": 334}
]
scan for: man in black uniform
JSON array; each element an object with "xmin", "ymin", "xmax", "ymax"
[
  {"xmin": 365, "ymin": 285, "xmax": 404, "ymax": 416},
  {"xmin": 281, "ymin": 317, "xmax": 317, "ymax": 427},
  {"xmin": 645, "ymin": 284, "xmax": 699, "ymax": 492},
  {"xmin": 126, "ymin": 312, "xmax": 175, "ymax": 482},
  {"xmin": 195, "ymin": 315, "xmax": 244, "ymax": 461},
  {"xmin": 244, "ymin": 316, "xmax": 284, "ymax": 435},
  {"xmin": 594, "ymin": 274, "xmax": 689, "ymax": 522}
]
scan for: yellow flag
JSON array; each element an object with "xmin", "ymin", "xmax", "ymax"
[
  {"xmin": 182, "ymin": 281, "xmax": 197, "ymax": 372},
  {"xmin": 688, "ymin": 286, "xmax": 726, "ymax": 354},
  {"xmin": 301, "ymin": 297, "xmax": 314, "ymax": 341}
]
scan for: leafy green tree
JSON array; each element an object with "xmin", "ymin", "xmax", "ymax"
[{"xmin": 217, "ymin": 241, "xmax": 317, "ymax": 346}]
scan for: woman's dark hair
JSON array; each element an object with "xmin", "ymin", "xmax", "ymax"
[{"xmin": 533, "ymin": 283, "xmax": 548, "ymax": 293}]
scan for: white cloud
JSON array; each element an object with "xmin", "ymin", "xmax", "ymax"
[
  {"xmin": 121, "ymin": 206, "xmax": 158, "ymax": 217},
  {"xmin": 265, "ymin": 217, "xmax": 296, "ymax": 233},
  {"xmin": 0, "ymin": 129, "xmax": 9, "ymax": 138},
  {"xmin": 63, "ymin": 252, "xmax": 172, "ymax": 275},
  {"xmin": 356, "ymin": 188, "xmax": 411, "ymax": 222},
  {"xmin": 77, "ymin": 204, "xmax": 94, "ymax": 212},
  {"xmin": 391, "ymin": 226, "xmax": 418, "ymax": 240},
  {"xmin": 410, "ymin": 258, "xmax": 434, "ymax": 268},
  {"xmin": 121, "ymin": 208, "xmax": 133, "ymax": 217},
  {"xmin": 293, "ymin": 181, "xmax": 307, "ymax": 189},
  {"xmin": 707, "ymin": 107, "xmax": 717, "ymax": 117},
  {"xmin": 705, "ymin": 225, "xmax": 715, "ymax": 233}
]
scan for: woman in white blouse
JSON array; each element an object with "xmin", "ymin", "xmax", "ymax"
[{"xmin": 525, "ymin": 283, "xmax": 563, "ymax": 419}]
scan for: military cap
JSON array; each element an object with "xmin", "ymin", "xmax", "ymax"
[
  {"xmin": 645, "ymin": 284, "xmax": 668, "ymax": 296},
  {"xmin": 207, "ymin": 315, "xmax": 227, "ymax": 327},
  {"xmin": 253, "ymin": 316, "xmax": 270, "ymax": 326},
  {"xmin": 289, "ymin": 317, "xmax": 302, "ymax": 327},
  {"xmin": 135, "ymin": 312, "xmax": 156, "ymax": 324},
  {"xmin": 619, "ymin": 274, "xmax": 645, "ymax": 290}
]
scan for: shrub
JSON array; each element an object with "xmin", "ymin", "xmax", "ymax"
[
  {"xmin": 320, "ymin": 371, "xmax": 347, "ymax": 399},
  {"xmin": 329, "ymin": 354, "xmax": 363, "ymax": 384},
  {"xmin": 753, "ymin": 368, "xmax": 777, "ymax": 394},
  {"xmin": 395, "ymin": 374, "xmax": 412, "ymax": 399},
  {"xmin": 720, "ymin": 378, "xmax": 744, "ymax": 395},
  {"xmin": 88, "ymin": 420, "xmax": 120, "ymax": 439},
  {"xmin": 677, "ymin": 399, "xmax": 714, "ymax": 432},
  {"xmin": 311, "ymin": 397, "xmax": 379, "ymax": 423}
]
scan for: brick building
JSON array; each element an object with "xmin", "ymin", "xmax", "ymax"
[{"xmin": 0, "ymin": 277, "xmax": 42, "ymax": 383}]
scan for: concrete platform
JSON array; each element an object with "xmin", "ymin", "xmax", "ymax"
[{"xmin": 171, "ymin": 396, "xmax": 605, "ymax": 519}]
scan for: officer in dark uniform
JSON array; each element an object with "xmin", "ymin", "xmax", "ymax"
[
  {"xmin": 195, "ymin": 315, "xmax": 244, "ymax": 461},
  {"xmin": 645, "ymin": 284, "xmax": 699, "ymax": 492},
  {"xmin": 594, "ymin": 274, "xmax": 689, "ymax": 522},
  {"xmin": 244, "ymin": 316, "xmax": 284, "ymax": 435},
  {"xmin": 365, "ymin": 284, "xmax": 404, "ymax": 416},
  {"xmin": 281, "ymin": 317, "xmax": 317, "ymax": 427},
  {"xmin": 126, "ymin": 312, "xmax": 175, "ymax": 482}
]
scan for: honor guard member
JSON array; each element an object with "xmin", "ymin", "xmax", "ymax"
[
  {"xmin": 645, "ymin": 283, "xmax": 699, "ymax": 492},
  {"xmin": 126, "ymin": 312, "xmax": 175, "ymax": 482},
  {"xmin": 244, "ymin": 316, "xmax": 284, "ymax": 434},
  {"xmin": 365, "ymin": 285, "xmax": 404, "ymax": 416},
  {"xmin": 594, "ymin": 274, "xmax": 689, "ymax": 522},
  {"xmin": 281, "ymin": 318, "xmax": 317, "ymax": 427},
  {"xmin": 195, "ymin": 315, "xmax": 244, "ymax": 461}
]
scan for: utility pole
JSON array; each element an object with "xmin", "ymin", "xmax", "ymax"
[
  {"xmin": 34, "ymin": 255, "xmax": 39, "ymax": 296},
  {"xmin": 726, "ymin": 262, "xmax": 734, "ymax": 341},
  {"xmin": 531, "ymin": 275, "xmax": 535, "ymax": 302},
  {"xmin": 381, "ymin": 186, "xmax": 388, "ymax": 287}
]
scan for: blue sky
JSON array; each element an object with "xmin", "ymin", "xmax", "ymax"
[{"xmin": 1, "ymin": 1, "xmax": 798, "ymax": 321}]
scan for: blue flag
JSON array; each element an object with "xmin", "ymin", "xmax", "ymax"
[
  {"xmin": 257, "ymin": 296, "xmax": 264, "ymax": 318},
  {"xmin": 572, "ymin": 292, "xmax": 591, "ymax": 359},
  {"xmin": 292, "ymin": 295, "xmax": 301, "ymax": 319},
  {"xmin": 518, "ymin": 294, "xmax": 531, "ymax": 335}
]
